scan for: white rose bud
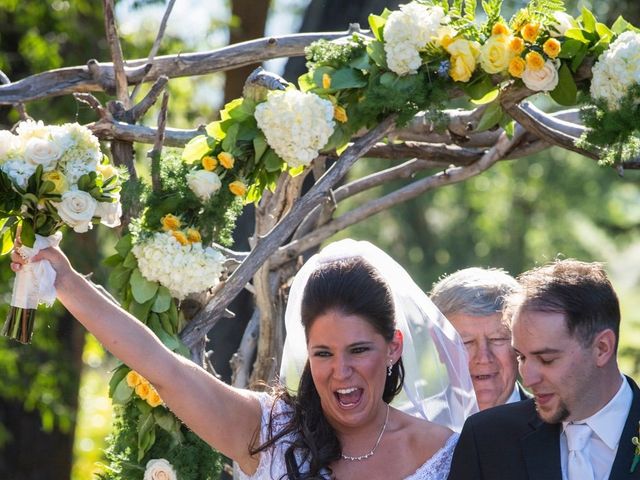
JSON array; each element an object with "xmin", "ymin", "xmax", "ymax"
[
  {"xmin": 95, "ymin": 200, "xmax": 122, "ymax": 228},
  {"xmin": 522, "ymin": 60, "xmax": 559, "ymax": 92},
  {"xmin": 24, "ymin": 137, "xmax": 62, "ymax": 171},
  {"xmin": 551, "ymin": 12, "xmax": 575, "ymax": 37},
  {"xmin": 186, "ymin": 170, "xmax": 221, "ymax": 201},
  {"xmin": 54, "ymin": 190, "xmax": 97, "ymax": 233},
  {"xmin": 0, "ymin": 130, "xmax": 18, "ymax": 159},
  {"xmin": 143, "ymin": 458, "xmax": 177, "ymax": 480}
]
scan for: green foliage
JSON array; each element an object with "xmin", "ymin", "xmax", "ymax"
[
  {"xmin": 579, "ymin": 85, "xmax": 640, "ymax": 165},
  {"xmin": 305, "ymin": 37, "xmax": 367, "ymax": 70},
  {"xmin": 97, "ymin": 403, "xmax": 222, "ymax": 480}
]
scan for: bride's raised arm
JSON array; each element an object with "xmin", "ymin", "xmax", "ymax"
[{"xmin": 10, "ymin": 245, "xmax": 263, "ymax": 475}]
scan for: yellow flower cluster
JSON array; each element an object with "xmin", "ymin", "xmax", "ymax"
[
  {"xmin": 126, "ymin": 370, "xmax": 163, "ymax": 408},
  {"xmin": 197, "ymin": 151, "xmax": 246, "ymax": 197},
  {"xmin": 432, "ymin": 17, "xmax": 566, "ymax": 86},
  {"xmin": 160, "ymin": 214, "xmax": 203, "ymax": 245}
]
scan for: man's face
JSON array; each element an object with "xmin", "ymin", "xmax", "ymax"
[
  {"xmin": 448, "ymin": 312, "xmax": 518, "ymax": 410},
  {"xmin": 512, "ymin": 310, "xmax": 598, "ymax": 423}
]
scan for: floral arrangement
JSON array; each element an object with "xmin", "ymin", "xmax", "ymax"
[
  {"xmin": 0, "ymin": 120, "xmax": 122, "ymax": 343},
  {"xmin": 143, "ymin": 458, "xmax": 177, "ymax": 480}
]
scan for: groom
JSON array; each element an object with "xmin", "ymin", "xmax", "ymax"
[{"xmin": 447, "ymin": 259, "xmax": 640, "ymax": 480}]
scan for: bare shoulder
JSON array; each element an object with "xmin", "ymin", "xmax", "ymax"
[{"xmin": 392, "ymin": 408, "xmax": 454, "ymax": 458}]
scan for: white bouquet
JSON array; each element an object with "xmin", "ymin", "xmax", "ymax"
[
  {"xmin": 590, "ymin": 31, "xmax": 640, "ymax": 109},
  {"xmin": 132, "ymin": 232, "xmax": 225, "ymax": 300},
  {"xmin": 254, "ymin": 89, "xmax": 335, "ymax": 168},
  {"xmin": 0, "ymin": 120, "xmax": 122, "ymax": 343}
]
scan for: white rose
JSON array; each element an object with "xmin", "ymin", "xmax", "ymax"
[
  {"xmin": 54, "ymin": 190, "xmax": 97, "ymax": 233},
  {"xmin": 95, "ymin": 200, "xmax": 122, "ymax": 228},
  {"xmin": 24, "ymin": 137, "xmax": 62, "ymax": 171},
  {"xmin": 143, "ymin": 458, "xmax": 177, "ymax": 480},
  {"xmin": 551, "ymin": 12, "xmax": 575, "ymax": 37},
  {"xmin": 186, "ymin": 170, "xmax": 221, "ymax": 201},
  {"xmin": 522, "ymin": 60, "xmax": 559, "ymax": 92}
]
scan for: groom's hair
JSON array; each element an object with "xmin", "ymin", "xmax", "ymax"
[{"xmin": 505, "ymin": 259, "xmax": 620, "ymax": 349}]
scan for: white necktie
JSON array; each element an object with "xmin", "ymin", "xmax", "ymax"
[{"xmin": 566, "ymin": 423, "xmax": 595, "ymax": 480}]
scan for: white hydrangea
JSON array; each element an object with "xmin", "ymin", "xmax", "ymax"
[
  {"xmin": 1, "ymin": 159, "xmax": 36, "ymax": 189},
  {"xmin": 133, "ymin": 232, "xmax": 226, "ymax": 300},
  {"xmin": 383, "ymin": 2, "xmax": 446, "ymax": 76},
  {"xmin": 254, "ymin": 90, "xmax": 335, "ymax": 168},
  {"xmin": 590, "ymin": 31, "xmax": 640, "ymax": 109}
]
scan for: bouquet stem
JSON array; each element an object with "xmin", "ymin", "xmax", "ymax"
[{"xmin": 2, "ymin": 306, "xmax": 36, "ymax": 344}]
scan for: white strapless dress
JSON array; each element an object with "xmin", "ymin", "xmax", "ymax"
[{"xmin": 238, "ymin": 392, "xmax": 458, "ymax": 480}]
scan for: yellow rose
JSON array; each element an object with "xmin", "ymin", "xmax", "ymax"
[
  {"xmin": 229, "ymin": 180, "xmax": 247, "ymax": 197},
  {"xmin": 334, "ymin": 105, "xmax": 348, "ymax": 123},
  {"xmin": 146, "ymin": 388, "xmax": 163, "ymax": 408},
  {"xmin": 521, "ymin": 23, "xmax": 540, "ymax": 43},
  {"xmin": 509, "ymin": 37, "xmax": 525, "ymax": 55},
  {"xmin": 135, "ymin": 382, "xmax": 151, "ymax": 400},
  {"xmin": 161, "ymin": 214, "xmax": 181, "ymax": 231},
  {"xmin": 171, "ymin": 230, "xmax": 189, "ymax": 246},
  {"xmin": 543, "ymin": 38, "xmax": 561, "ymax": 58},
  {"xmin": 186, "ymin": 228, "xmax": 202, "ymax": 244},
  {"xmin": 201, "ymin": 155, "xmax": 218, "ymax": 171},
  {"xmin": 508, "ymin": 57, "xmax": 526, "ymax": 78},
  {"xmin": 42, "ymin": 170, "xmax": 68, "ymax": 194},
  {"xmin": 126, "ymin": 370, "xmax": 143, "ymax": 388},
  {"xmin": 480, "ymin": 34, "xmax": 515, "ymax": 74},
  {"xmin": 446, "ymin": 39, "xmax": 480, "ymax": 83},
  {"xmin": 491, "ymin": 23, "xmax": 510, "ymax": 36},
  {"xmin": 525, "ymin": 51, "xmax": 545, "ymax": 71},
  {"xmin": 97, "ymin": 162, "xmax": 118, "ymax": 180},
  {"xmin": 217, "ymin": 151, "xmax": 235, "ymax": 169},
  {"xmin": 435, "ymin": 26, "xmax": 457, "ymax": 49},
  {"xmin": 322, "ymin": 73, "xmax": 331, "ymax": 89}
]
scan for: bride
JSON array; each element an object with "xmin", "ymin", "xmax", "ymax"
[{"xmin": 10, "ymin": 238, "xmax": 476, "ymax": 479}]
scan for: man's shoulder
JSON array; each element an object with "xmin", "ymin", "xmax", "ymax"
[{"xmin": 465, "ymin": 398, "xmax": 537, "ymax": 432}]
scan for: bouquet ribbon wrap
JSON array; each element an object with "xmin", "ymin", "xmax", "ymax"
[{"xmin": 11, "ymin": 232, "xmax": 63, "ymax": 309}]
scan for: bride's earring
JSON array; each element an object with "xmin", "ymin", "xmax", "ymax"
[{"xmin": 387, "ymin": 361, "xmax": 393, "ymax": 377}]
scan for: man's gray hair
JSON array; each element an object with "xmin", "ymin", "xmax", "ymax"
[{"xmin": 429, "ymin": 267, "xmax": 520, "ymax": 317}]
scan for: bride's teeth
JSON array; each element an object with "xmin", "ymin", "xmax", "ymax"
[{"xmin": 336, "ymin": 387, "xmax": 358, "ymax": 394}]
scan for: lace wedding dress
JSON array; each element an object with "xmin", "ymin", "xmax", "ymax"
[{"xmin": 238, "ymin": 393, "xmax": 458, "ymax": 480}]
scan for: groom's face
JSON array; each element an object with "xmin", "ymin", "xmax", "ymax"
[{"xmin": 512, "ymin": 310, "xmax": 597, "ymax": 423}]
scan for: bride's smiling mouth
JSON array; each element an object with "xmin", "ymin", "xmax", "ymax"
[{"xmin": 334, "ymin": 387, "xmax": 364, "ymax": 407}]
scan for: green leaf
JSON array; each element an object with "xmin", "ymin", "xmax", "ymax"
[
  {"xmin": 595, "ymin": 23, "xmax": 613, "ymax": 42},
  {"xmin": 122, "ymin": 250, "xmax": 138, "ymax": 269},
  {"xmin": 20, "ymin": 220, "xmax": 35, "ymax": 248},
  {"xmin": 263, "ymin": 149, "xmax": 284, "ymax": 173},
  {"xmin": 297, "ymin": 72, "xmax": 316, "ymax": 92},
  {"xmin": 1, "ymin": 228, "xmax": 14, "ymax": 255},
  {"xmin": 137, "ymin": 410, "xmax": 156, "ymax": 461},
  {"xmin": 380, "ymin": 71, "xmax": 397, "ymax": 87},
  {"xmin": 148, "ymin": 314, "xmax": 180, "ymax": 350},
  {"xmin": 129, "ymin": 297, "xmax": 155, "ymax": 322},
  {"xmin": 151, "ymin": 286, "xmax": 172, "ymax": 313},
  {"xmin": 111, "ymin": 376, "xmax": 133, "ymax": 405},
  {"xmin": 368, "ymin": 14, "xmax": 386, "ymax": 41},
  {"xmin": 103, "ymin": 253, "xmax": 123, "ymax": 267},
  {"xmin": 611, "ymin": 16, "xmax": 637, "ymax": 35},
  {"xmin": 550, "ymin": 63, "xmax": 578, "ymax": 106},
  {"xmin": 564, "ymin": 28, "xmax": 587, "ymax": 42},
  {"xmin": 130, "ymin": 268, "xmax": 159, "ymax": 304},
  {"xmin": 108, "ymin": 265, "xmax": 132, "ymax": 292},
  {"xmin": 205, "ymin": 121, "xmax": 226, "ymax": 140},
  {"xmin": 329, "ymin": 68, "xmax": 367, "ymax": 90},
  {"xmin": 463, "ymin": 75, "xmax": 495, "ymax": 101},
  {"xmin": 558, "ymin": 38, "xmax": 587, "ymax": 59},
  {"xmin": 253, "ymin": 133, "xmax": 268, "ymax": 163},
  {"xmin": 366, "ymin": 41, "xmax": 387, "ymax": 69},
  {"xmin": 158, "ymin": 311, "xmax": 176, "ymax": 335},
  {"xmin": 182, "ymin": 135, "xmax": 211, "ymax": 163},
  {"xmin": 470, "ymin": 87, "xmax": 499, "ymax": 105},
  {"xmin": 108, "ymin": 365, "xmax": 129, "ymax": 397},
  {"xmin": 581, "ymin": 7, "xmax": 596, "ymax": 33},
  {"xmin": 221, "ymin": 123, "xmax": 240, "ymax": 152},
  {"xmin": 227, "ymin": 98, "xmax": 255, "ymax": 122},
  {"xmin": 475, "ymin": 102, "xmax": 503, "ymax": 132},
  {"xmin": 349, "ymin": 52, "xmax": 371, "ymax": 71},
  {"xmin": 114, "ymin": 234, "xmax": 133, "ymax": 258}
]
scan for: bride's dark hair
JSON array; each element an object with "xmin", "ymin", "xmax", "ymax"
[{"xmin": 250, "ymin": 257, "xmax": 405, "ymax": 479}]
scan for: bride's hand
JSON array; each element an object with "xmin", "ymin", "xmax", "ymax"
[{"xmin": 10, "ymin": 237, "xmax": 74, "ymax": 281}]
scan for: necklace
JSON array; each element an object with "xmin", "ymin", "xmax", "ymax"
[{"xmin": 340, "ymin": 404, "xmax": 390, "ymax": 462}]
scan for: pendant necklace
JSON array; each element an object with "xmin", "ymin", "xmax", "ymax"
[{"xmin": 341, "ymin": 403, "xmax": 390, "ymax": 462}]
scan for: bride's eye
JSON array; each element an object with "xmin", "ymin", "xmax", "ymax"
[{"xmin": 350, "ymin": 346, "xmax": 369, "ymax": 354}]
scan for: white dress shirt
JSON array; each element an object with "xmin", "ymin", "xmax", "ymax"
[
  {"xmin": 505, "ymin": 384, "xmax": 522, "ymax": 404},
  {"xmin": 560, "ymin": 374, "xmax": 632, "ymax": 480}
]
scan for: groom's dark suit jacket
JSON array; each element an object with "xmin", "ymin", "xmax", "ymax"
[{"xmin": 447, "ymin": 376, "xmax": 640, "ymax": 480}]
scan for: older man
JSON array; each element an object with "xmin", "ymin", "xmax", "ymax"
[
  {"xmin": 448, "ymin": 259, "xmax": 640, "ymax": 480},
  {"xmin": 430, "ymin": 267, "xmax": 527, "ymax": 410}
]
